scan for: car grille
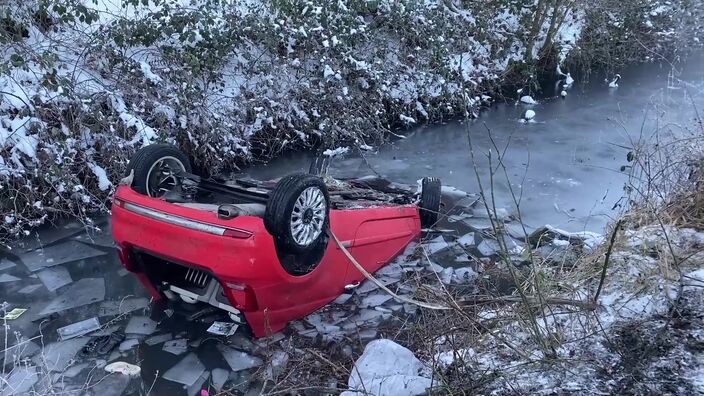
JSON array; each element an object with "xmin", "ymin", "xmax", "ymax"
[
  {"xmin": 135, "ymin": 251, "xmax": 212, "ymax": 293},
  {"xmin": 184, "ymin": 267, "xmax": 210, "ymax": 289}
]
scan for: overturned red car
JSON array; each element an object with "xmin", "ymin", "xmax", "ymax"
[{"xmin": 112, "ymin": 144, "xmax": 441, "ymax": 337}]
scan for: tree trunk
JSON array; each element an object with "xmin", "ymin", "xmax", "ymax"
[
  {"xmin": 540, "ymin": 0, "xmax": 564, "ymax": 56},
  {"xmin": 524, "ymin": 0, "xmax": 550, "ymax": 62}
]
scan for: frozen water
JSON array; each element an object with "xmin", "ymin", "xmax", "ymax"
[
  {"xmin": 163, "ymin": 339, "xmax": 188, "ymax": 355},
  {"xmin": 145, "ymin": 333, "xmax": 173, "ymax": 346},
  {"xmin": 477, "ymin": 239, "xmax": 501, "ymax": 256},
  {"xmin": 218, "ymin": 345, "xmax": 264, "ymax": 372},
  {"xmin": 440, "ymin": 267, "xmax": 454, "ymax": 284},
  {"xmin": 33, "ymin": 337, "xmax": 90, "ymax": 372},
  {"xmin": 37, "ymin": 266, "xmax": 73, "ymax": 291},
  {"xmin": 39, "ymin": 278, "xmax": 105, "ymax": 316},
  {"xmin": 185, "ymin": 370, "xmax": 209, "ymax": 396},
  {"xmin": 63, "ymin": 363, "xmax": 89, "ymax": 378},
  {"xmin": 98, "ymin": 297, "xmax": 150, "ymax": 316},
  {"xmin": 163, "ymin": 353, "xmax": 206, "ymax": 386},
  {"xmin": 458, "ymin": 233, "xmax": 475, "ymax": 247},
  {"xmin": 0, "ymin": 259, "xmax": 16, "ymax": 271},
  {"xmin": 0, "ymin": 273, "xmax": 20, "ymax": 283},
  {"xmin": 21, "ymin": 240, "xmax": 106, "ymax": 272},
  {"xmin": 333, "ymin": 293, "xmax": 353, "ymax": 304},
  {"xmin": 211, "ymin": 368, "xmax": 229, "ymax": 392},
  {"xmin": 18, "ymin": 284, "xmax": 42, "ymax": 294},
  {"xmin": 3, "ymin": 338, "xmax": 40, "ymax": 360},
  {"xmin": 342, "ymin": 339, "xmax": 432, "ymax": 396},
  {"xmin": 1, "ymin": 366, "xmax": 38, "ymax": 396},
  {"xmin": 425, "ymin": 235, "xmax": 450, "ymax": 254},
  {"xmin": 89, "ymin": 373, "xmax": 130, "ymax": 396},
  {"xmin": 454, "ymin": 267, "xmax": 478, "ymax": 283},
  {"xmin": 119, "ymin": 339, "xmax": 140, "ymax": 352},
  {"xmin": 125, "ymin": 316, "xmax": 157, "ymax": 335},
  {"xmin": 361, "ymin": 293, "xmax": 393, "ymax": 308},
  {"xmin": 266, "ymin": 350, "xmax": 290, "ymax": 379},
  {"xmin": 358, "ymin": 329, "xmax": 378, "ymax": 339}
]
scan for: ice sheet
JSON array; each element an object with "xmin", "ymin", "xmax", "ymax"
[
  {"xmin": 217, "ymin": 345, "xmax": 264, "ymax": 372},
  {"xmin": 162, "ymin": 352, "xmax": 206, "ymax": 386},
  {"xmin": 21, "ymin": 240, "xmax": 107, "ymax": 272},
  {"xmin": 39, "ymin": 278, "xmax": 106, "ymax": 316},
  {"xmin": 36, "ymin": 266, "xmax": 73, "ymax": 291}
]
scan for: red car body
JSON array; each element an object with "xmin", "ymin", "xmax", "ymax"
[{"xmin": 112, "ymin": 185, "xmax": 421, "ymax": 337}]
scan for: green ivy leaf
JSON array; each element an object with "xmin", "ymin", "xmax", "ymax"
[{"xmin": 10, "ymin": 53, "xmax": 25, "ymax": 67}]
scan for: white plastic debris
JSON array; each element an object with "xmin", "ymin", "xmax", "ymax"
[
  {"xmin": 342, "ymin": 339, "xmax": 432, "ymax": 396},
  {"xmin": 206, "ymin": 321, "xmax": 238, "ymax": 336},
  {"xmin": 57, "ymin": 317, "xmax": 101, "ymax": 341},
  {"xmin": 104, "ymin": 361, "xmax": 141, "ymax": 377}
]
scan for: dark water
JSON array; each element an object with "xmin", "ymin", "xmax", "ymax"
[{"xmin": 247, "ymin": 54, "xmax": 704, "ymax": 233}]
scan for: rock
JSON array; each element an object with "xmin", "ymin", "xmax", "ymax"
[{"xmin": 342, "ymin": 339, "xmax": 432, "ymax": 396}]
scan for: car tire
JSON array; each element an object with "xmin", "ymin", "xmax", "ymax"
[
  {"xmin": 264, "ymin": 173, "xmax": 330, "ymax": 254},
  {"xmin": 127, "ymin": 144, "xmax": 191, "ymax": 197},
  {"xmin": 419, "ymin": 177, "xmax": 441, "ymax": 228}
]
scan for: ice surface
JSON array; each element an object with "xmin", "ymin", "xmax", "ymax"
[
  {"xmin": 21, "ymin": 240, "xmax": 106, "ymax": 272},
  {"xmin": 333, "ymin": 293, "xmax": 353, "ymax": 304},
  {"xmin": 185, "ymin": 370, "xmax": 209, "ymax": 396},
  {"xmin": 0, "ymin": 273, "xmax": 20, "ymax": 283},
  {"xmin": 63, "ymin": 363, "xmax": 89, "ymax": 378},
  {"xmin": 145, "ymin": 333, "xmax": 173, "ymax": 346},
  {"xmin": 18, "ymin": 284, "xmax": 42, "ymax": 294},
  {"xmin": 211, "ymin": 368, "xmax": 229, "ymax": 392},
  {"xmin": 342, "ymin": 339, "xmax": 432, "ymax": 396},
  {"xmin": 458, "ymin": 233, "xmax": 475, "ymax": 247},
  {"xmin": 119, "ymin": 339, "xmax": 140, "ymax": 352},
  {"xmin": 477, "ymin": 239, "xmax": 501, "ymax": 256},
  {"xmin": 440, "ymin": 267, "xmax": 454, "ymax": 284},
  {"xmin": 124, "ymin": 316, "xmax": 157, "ymax": 335},
  {"xmin": 39, "ymin": 278, "xmax": 105, "ymax": 316},
  {"xmin": 0, "ymin": 259, "xmax": 16, "ymax": 271},
  {"xmin": 425, "ymin": 236, "xmax": 450, "ymax": 254},
  {"xmin": 37, "ymin": 266, "xmax": 73, "ymax": 291},
  {"xmin": 98, "ymin": 297, "xmax": 150, "ymax": 317},
  {"xmin": 89, "ymin": 373, "xmax": 130, "ymax": 396},
  {"xmin": 162, "ymin": 353, "xmax": 206, "ymax": 386},
  {"xmin": 163, "ymin": 339, "xmax": 188, "ymax": 355},
  {"xmin": 217, "ymin": 345, "xmax": 264, "ymax": 372},
  {"xmin": 33, "ymin": 337, "xmax": 90, "ymax": 372},
  {"xmin": 361, "ymin": 293, "xmax": 393, "ymax": 308},
  {"xmin": 1, "ymin": 366, "xmax": 38, "ymax": 396},
  {"xmin": 265, "ymin": 350, "xmax": 290, "ymax": 380},
  {"xmin": 454, "ymin": 267, "xmax": 478, "ymax": 283}
]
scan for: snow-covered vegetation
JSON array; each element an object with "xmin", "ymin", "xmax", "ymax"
[{"xmin": 1, "ymin": 0, "xmax": 702, "ymax": 240}]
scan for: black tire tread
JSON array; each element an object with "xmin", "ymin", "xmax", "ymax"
[
  {"xmin": 419, "ymin": 177, "xmax": 441, "ymax": 228},
  {"xmin": 126, "ymin": 144, "xmax": 191, "ymax": 195}
]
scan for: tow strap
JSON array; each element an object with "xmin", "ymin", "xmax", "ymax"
[{"xmin": 328, "ymin": 230, "xmax": 450, "ymax": 311}]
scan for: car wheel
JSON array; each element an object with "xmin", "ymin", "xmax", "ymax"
[
  {"xmin": 419, "ymin": 177, "xmax": 441, "ymax": 228},
  {"xmin": 127, "ymin": 144, "xmax": 191, "ymax": 197},
  {"xmin": 264, "ymin": 173, "xmax": 330, "ymax": 254}
]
